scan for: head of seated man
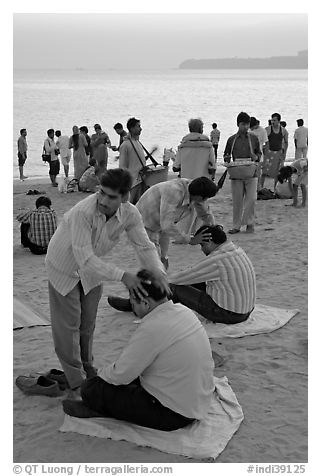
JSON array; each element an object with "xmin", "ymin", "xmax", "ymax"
[
  {"xmin": 188, "ymin": 177, "xmax": 218, "ymax": 204},
  {"xmin": 194, "ymin": 224, "xmax": 227, "ymax": 256},
  {"xmin": 35, "ymin": 196, "xmax": 52, "ymax": 209},
  {"xmin": 129, "ymin": 269, "xmax": 168, "ymax": 319}
]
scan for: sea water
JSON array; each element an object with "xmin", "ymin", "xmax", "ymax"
[{"xmin": 13, "ymin": 69, "xmax": 307, "ymax": 179}]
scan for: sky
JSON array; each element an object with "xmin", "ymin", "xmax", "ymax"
[{"xmin": 13, "ymin": 13, "xmax": 308, "ymax": 70}]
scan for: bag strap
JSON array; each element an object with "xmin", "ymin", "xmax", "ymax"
[
  {"xmin": 43, "ymin": 139, "xmax": 50, "ymax": 154},
  {"xmin": 139, "ymin": 141, "xmax": 159, "ymax": 167},
  {"xmin": 230, "ymin": 133, "xmax": 254, "ymax": 160},
  {"xmin": 128, "ymin": 137, "xmax": 146, "ymax": 168}
]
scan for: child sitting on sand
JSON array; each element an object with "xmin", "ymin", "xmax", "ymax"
[{"xmin": 278, "ymin": 159, "xmax": 308, "ymax": 207}]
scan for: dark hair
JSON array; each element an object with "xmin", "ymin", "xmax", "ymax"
[
  {"xmin": 277, "ymin": 166, "xmax": 293, "ymax": 184},
  {"xmin": 237, "ymin": 112, "xmax": 251, "ymax": 125},
  {"xmin": 195, "ymin": 224, "xmax": 227, "ymax": 244},
  {"xmin": 250, "ymin": 116, "xmax": 257, "ymax": 128},
  {"xmin": 47, "ymin": 129, "xmax": 54, "ymax": 136},
  {"xmin": 80, "ymin": 126, "xmax": 89, "ymax": 134},
  {"xmin": 268, "ymin": 119, "xmax": 272, "ymax": 126},
  {"xmin": 280, "ymin": 121, "xmax": 287, "ymax": 128},
  {"xmin": 20, "ymin": 128, "xmax": 26, "ymax": 135},
  {"xmin": 35, "ymin": 196, "xmax": 52, "ymax": 209},
  {"xmin": 297, "ymin": 119, "xmax": 304, "ymax": 127},
  {"xmin": 135, "ymin": 269, "xmax": 167, "ymax": 302},
  {"xmin": 55, "ymin": 130, "xmax": 61, "ymax": 137},
  {"xmin": 126, "ymin": 117, "xmax": 140, "ymax": 131},
  {"xmin": 100, "ymin": 168, "xmax": 132, "ymax": 195},
  {"xmin": 188, "ymin": 177, "xmax": 218, "ymax": 199},
  {"xmin": 72, "ymin": 134, "xmax": 79, "ymax": 151},
  {"xmin": 212, "ymin": 123, "xmax": 217, "ymax": 128},
  {"xmin": 188, "ymin": 118, "xmax": 203, "ymax": 133},
  {"xmin": 89, "ymin": 157, "xmax": 97, "ymax": 167},
  {"xmin": 271, "ymin": 113, "xmax": 281, "ymax": 122},
  {"xmin": 114, "ymin": 123, "xmax": 123, "ymax": 130}
]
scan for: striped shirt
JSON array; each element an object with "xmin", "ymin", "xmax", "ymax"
[
  {"xmin": 136, "ymin": 179, "xmax": 215, "ymax": 244},
  {"xmin": 98, "ymin": 301, "xmax": 215, "ymax": 419},
  {"xmin": 45, "ymin": 193, "xmax": 164, "ymax": 296},
  {"xmin": 16, "ymin": 206, "xmax": 57, "ymax": 248},
  {"xmin": 170, "ymin": 241, "xmax": 256, "ymax": 314},
  {"xmin": 119, "ymin": 135, "xmax": 146, "ymax": 186}
]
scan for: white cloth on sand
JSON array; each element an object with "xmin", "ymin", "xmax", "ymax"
[
  {"xmin": 60, "ymin": 376, "xmax": 243, "ymax": 460},
  {"xmin": 199, "ymin": 304, "xmax": 300, "ymax": 339},
  {"xmin": 13, "ymin": 297, "xmax": 50, "ymax": 329}
]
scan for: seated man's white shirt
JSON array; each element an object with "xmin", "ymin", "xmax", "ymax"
[
  {"xmin": 170, "ymin": 241, "xmax": 256, "ymax": 314},
  {"xmin": 98, "ymin": 301, "xmax": 215, "ymax": 420}
]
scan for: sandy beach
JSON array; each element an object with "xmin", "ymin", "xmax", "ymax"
[{"xmin": 13, "ymin": 172, "xmax": 308, "ymax": 463}]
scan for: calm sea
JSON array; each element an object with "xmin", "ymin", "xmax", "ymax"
[{"xmin": 13, "ymin": 69, "xmax": 308, "ymax": 179}]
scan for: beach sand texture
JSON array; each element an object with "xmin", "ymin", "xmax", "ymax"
[{"xmin": 13, "ymin": 174, "xmax": 308, "ymax": 463}]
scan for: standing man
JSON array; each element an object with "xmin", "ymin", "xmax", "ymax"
[
  {"xmin": 223, "ymin": 111, "xmax": 261, "ymax": 234},
  {"xmin": 249, "ymin": 117, "xmax": 268, "ymax": 191},
  {"xmin": 91, "ymin": 124, "xmax": 111, "ymax": 178},
  {"xmin": 17, "ymin": 128, "xmax": 28, "ymax": 181},
  {"xmin": 45, "ymin": 168, "xmax": 169, "ymax": 397},
  {"xmin": 55, "ymin": 130, "xmax": 71, "ymax": 178},
  {"xmin": 119, "ymin": 117, "xmax": 147, "ymax": 205},
  {"xmin": 294, "ymin": 119, "xmax": 308, "ymax": 159},
  {"xmin": 210, "ymin": 123, "xmax": 220, "ymax": 161},
  {"xmin": 136, "ymin": 177, "xmax": 217, "ymax": 269},
  {"xmin": 260, "ymin": 113, "xmax": 288, "ymax": 190},
  {"xmin": 111, "ymin": 123, "xmax": 127, "ymax": 152},
  {"xmin": 44, "ymin": 129, "xmax": 60, "ymax": 187}
]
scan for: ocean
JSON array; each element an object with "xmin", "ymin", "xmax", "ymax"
[{"xmin": 13, "ymin": 69, "xmax": 308, "ymax": 179}]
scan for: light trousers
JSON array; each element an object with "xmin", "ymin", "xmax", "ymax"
[
  {"xmin": 295, "ymin": 147, "xmax": 308, "ymax": 159},
  {"xmin": 230, "ymin": 177, "xmax": 257, "ymax": 229},
  {"xmin": 48, "ymin": 281, "xmax": 103, "ymax": 389}
]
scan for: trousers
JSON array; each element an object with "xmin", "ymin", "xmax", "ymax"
[
  {"xmin": 48, "ymin": 281, "xmax": 103, "ymax": 389},
  {"xmin": 81, "ymin": 376, "xmax": 195, "ymax": 431},
  {"xmin": 230, "ymin": 177, "xmax": 257, "ymax": 229},
  {"xmin": 20, "ymin": 223, "xmax": 47, "ymax": 255},
  {"xmin": 170, "ymin": 282, "xmax": 251, "ymax": 324}
]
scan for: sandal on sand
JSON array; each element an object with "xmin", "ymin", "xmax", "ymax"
[
  {"xmin": 15, "ymin": 375, "xmax": 63, "ymax": 397},
  {"xmin": 62, "ymin": 399, "xmax": 104, "ymax": 418},
  {"xmin": 30, "ymin": 368, "xmax": 69, "ymax": 390}
]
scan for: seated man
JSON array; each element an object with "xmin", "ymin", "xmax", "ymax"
[
  {"xmin": 16, "ymin": 196, "xmax": 57, "ymax": 255},
  {"xmin": 169, "ymin": 225, "xmax": 256, "ymax": 324},
  {"xmin": 78, "ymin": 157, "xmax": 100, "ymax": 192},
  {"xmin": 63, "ymin": 270, "xmax": 215, "ymax": 431},
  {"xmin": 136, "ymin": 177, "xmax": 217, "ymax": 269}
]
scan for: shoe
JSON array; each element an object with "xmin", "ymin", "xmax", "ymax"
[
  {"xmin": 161, "ymin": 256, "xmax": 169, "ymax": 270},
  {"xmin": 62, "ymin": 399, "xmax": 104, "ymax": 418},
  {"xmin": 46, "ymin": 369, "xmax": 69, "ymax": 390},
  {"xmin": 228, "ymin": 228, "xmax": 240, "ymax": 234},
  {"xmin": 108, "ymin": 296, "xmax": 132, "ymax": 312},
  {"xmin": 15, "ymin": 375, "xmax": 63, "ymax": 397},
  {"xmin": 246, "ymin": 225, "xmax": 255, "ymax": 233}
]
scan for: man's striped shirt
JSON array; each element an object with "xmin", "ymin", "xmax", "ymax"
[{"xmin": 170, "ymin": 241, "xmax": 256, "ymax": 314}]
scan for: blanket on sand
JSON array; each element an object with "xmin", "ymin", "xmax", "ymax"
[
  {"xmin": 60, "ymin": 376, "xmax": 243, "ymax": 460},
  {"xmin": 13, "ymin": 297, "xmax": 50, "ymax": 330}
]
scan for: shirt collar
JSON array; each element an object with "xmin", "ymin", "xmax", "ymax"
[
  {"xmin": 95, "ymin": 194, "xmax": 123, "ymax": 223},
  {"xmin": 141, "ymin": 300, "xmax": 173, "ymax": 322}
]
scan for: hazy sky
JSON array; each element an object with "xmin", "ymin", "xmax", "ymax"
[{"xmin": 13, "ymin": 13, "xmax": 308, "ymax": 69}]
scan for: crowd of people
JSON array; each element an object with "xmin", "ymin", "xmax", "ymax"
[{"xmin": 15, "ymin": 111, "xmax": 308, "ymax": 430}]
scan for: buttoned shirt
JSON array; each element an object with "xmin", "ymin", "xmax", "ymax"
[
  {"xmin": 223, "ymin": 131, "xmax": 261, "ymax": 161},
  {"xmin": 119, "ymin": 135, "xmax": 146, "ymax": 186},
  {"xmin": 136, "ymin": 178, "xmax": 215, "ymax": 244},
  {"xmin": 45, "ymin": 193, "xmax": 164, "ymax": 296},
  {"xmin": 98, "ymin": 301, "xmax": 215, "ymax": 419},
  {"xmin": 170, "ymin": 241, "xmax": 256, "ymax": 314},
  {"xmin": 44, "ymin": 137, "xmax": 59, "ymax": 162},
  {"xmin": 17, "ymin": 206, "xmax": 57, "ymax": 248},
  {"xmin": 249, "ymin": 126, "xmax": 268, "ymax": 155}
]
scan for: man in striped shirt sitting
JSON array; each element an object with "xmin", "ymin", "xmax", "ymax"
[
  {"xmin": 170, "ymin": 225, "xmax": 256, "ymax": 324},
  {"xmin": 16, "ymin": 196, "xmax": 57, "ymax": 255},
  {"xmin": 109, "ymin": 225, "xmax": 256, "ymax": 325}
]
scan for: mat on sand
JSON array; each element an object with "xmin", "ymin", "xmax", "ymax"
[
  {"xmin": 199, "ymin": 304, "xmax": 300, "ymax": 339},
  {"xmin": 13, "ymin": 297, "xmax": 50, "ymax": 329},
  {"xmin": 60, "ymin": 376, "xmax": 243, "ymax": 460}
]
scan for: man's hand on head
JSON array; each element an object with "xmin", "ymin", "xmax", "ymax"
[
  {"xmin": 190, "ymin": 229, "xmax": 212, "ymax": 246},
  {"xmin": 121, "ymin": 272, "xmax": 149, "ymax": 301}
]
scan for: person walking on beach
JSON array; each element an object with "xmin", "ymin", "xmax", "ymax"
[
  {"xmin": 44, "ymin": 129, "xmax": 60, "ymax": 187},
  {"xmin": 294, "ymin": 119, "xmax": 308, "ymax": 159},
  {"xmin": 17, "ymin": 196, "xmax": 57, "ymax": 255},
  {"xmin": 173, "ymin": 118, "xmax": 216, "ymax": 180},
  {"xmin": 45, "ymin": 168, "xmax": 169, "ymax": 397},
  {"xmin": 249, "ymin": 117, "xmax": 268, "ymax": 191},
  {"xmin": 17, "ymin": 128, "xmax": 28, "ymax": 181},
  {"xmin": 119, "ymin": 117, "xmax": 147, "ymax": 204},
  {"xmin": 210, "ymin": 123, "xmax": 220, "ymax": 161},
  {"xmin": 223, "ymin": 111, "xmax": 261, "ymax": 234},
  {"xmin": 55, "ymin": 130, "xmax": 71, "ymax": 178},
  {"xmin": 111, "ymin": 123, "xmax": 127, "ymax": 152},
  {"xmin": 91, "ymin": 124, "xmax": 110, "ymax": 178},
  {"xmin": 69, "ymin": 125, "xmax": 88, "ymax": 181},
  {"xmin": 135, "ymin": 177, "xmax": 217, "ymax": 269},
  {"xmin": 260, "ymin": 113, "xmax": 288, "ymax": 190}
]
